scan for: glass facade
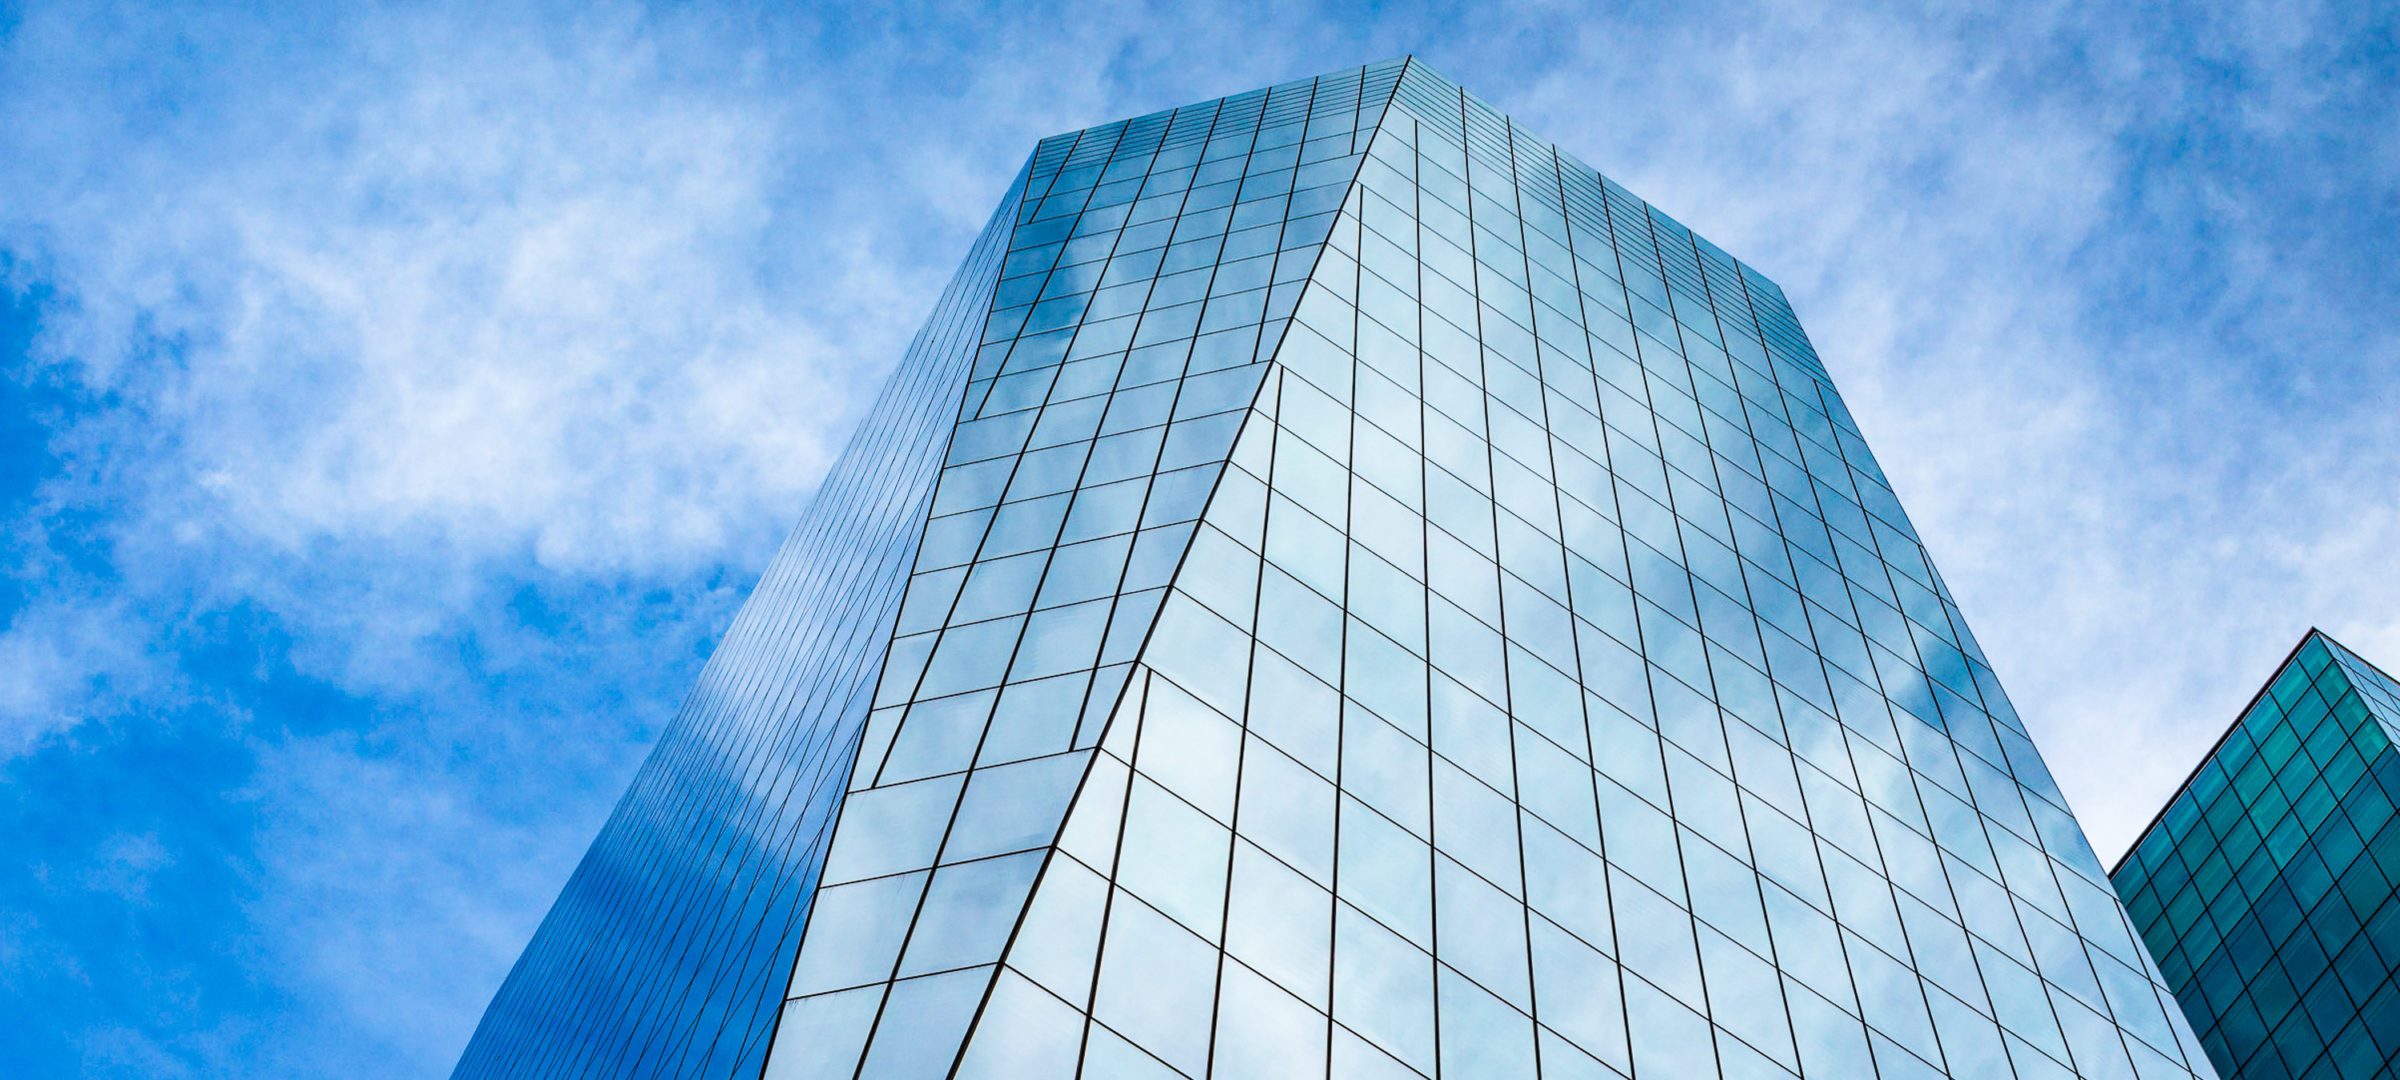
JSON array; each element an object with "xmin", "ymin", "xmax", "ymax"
[
  {"xmin": 2112, "ymin": 633, "xmax": 2400, "ymax": 1080},
  {"xmin": 461, "ymin": 58, "xmax": 2216, "ymax": 1079}
]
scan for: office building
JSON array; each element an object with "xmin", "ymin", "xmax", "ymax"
[{"xmin": 458, "ymin": 58, "xmax": 2215, "ymax": 1079}]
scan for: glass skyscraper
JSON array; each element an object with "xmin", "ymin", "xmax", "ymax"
[
  {"xmin": 456, "ymin": 58, "xmax": 2217, "ymax": 1079},
  {"xmin": 2111, "ymin": 632, "xmax": 2400, "ymax": 1080}
]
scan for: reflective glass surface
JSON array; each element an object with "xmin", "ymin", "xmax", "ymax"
[
  {"xmin": 767, "ymin": 59, "xmax": 1404, "ymax": 1078},
  {"xmin": 919, "ymin": 59, "xmax": 2211, "ymax": 1080},
  {"xmin": 466, "ymin": 57, "xmax": 2215, "ymax": 1080},
  {"xmin": 2113, "ymin": 633, "xmax": 2400, "ymax": 1080}
]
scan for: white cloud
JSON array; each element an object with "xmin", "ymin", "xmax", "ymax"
[
  {"xmin": 0, "ymin": 6, "xmax": 925, "ymax": 1072},
  {"xmin": 6, "ymin": 6, "xmax": 863, "ymax": 579},
  {"xmin": 0, "ymin": 594, "xmax": 157, "ymax": 747}
]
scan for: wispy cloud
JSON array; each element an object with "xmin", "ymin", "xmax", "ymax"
[
  {"xmin": 7, "ymin": 6, "xmax": 861, "ymax": 576},
  {"xmin": 0, "ymin": 3, "xmax": 880, "ymax": 1074},
  {"xmin": 0, "ymin": 1, "xmax": 2392, "ymax": 1076}
]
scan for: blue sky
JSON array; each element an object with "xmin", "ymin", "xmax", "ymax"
[{"xmin": 0, "ymin": 1, "xmax": 2393, "ymax": 1075}]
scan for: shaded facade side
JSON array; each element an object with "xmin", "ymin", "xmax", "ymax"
[
  {"xmin": 450, "ymin": 160, "xmax": 1031, "ymax": 1080},
  {"xmin": 759, "ymin": 60, "xmax": 1404, "ymax": 1079},
  {"xmin": 2113, "ymin": 632, "xmax": 2400, "ymax": 1079}
]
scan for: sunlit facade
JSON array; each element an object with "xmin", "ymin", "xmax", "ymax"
[
  {"xmin": 457, "ymin": 58, "xmax": 2216, "ymax": 1079},
  {"xmin": 2112, "ymin": 632, "xmax": 2400, "ymax": 1079}
]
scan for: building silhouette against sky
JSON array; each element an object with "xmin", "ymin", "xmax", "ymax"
[
  {"xmin": 456, "ymin": 58, "xmax": 2219, "ymax": 1079},
  {"xmin": 2111, "ymin": 632, "xmax": 2400, "ymax": 1079}
]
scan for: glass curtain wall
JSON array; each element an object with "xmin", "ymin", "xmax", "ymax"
[{"xmin": 2113, "ymin": 632, "xmax": 2400, "ymax": 1080}]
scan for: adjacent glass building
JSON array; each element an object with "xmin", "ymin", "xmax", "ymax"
[
  {"xmin": 2111, "ymin": 632, "xmax": 2400, "ymax": 1080},
  {"xmin": 457, "ymin": 58, "xmax": 2217, "ymax": 1079}
]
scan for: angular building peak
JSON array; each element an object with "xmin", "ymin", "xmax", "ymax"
[
  {"xmin": 2112, "ymin": 630, "xmax": 2400, "ymax": 1079},
  {"xmin": 459, "ymin": 60, "xmax": 2216, "ymax": 1079}
]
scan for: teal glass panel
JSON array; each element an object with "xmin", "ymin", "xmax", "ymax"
[{"xmin": 2113, "ymin": 631, "xmax": 2400, "ymax": 1079}]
